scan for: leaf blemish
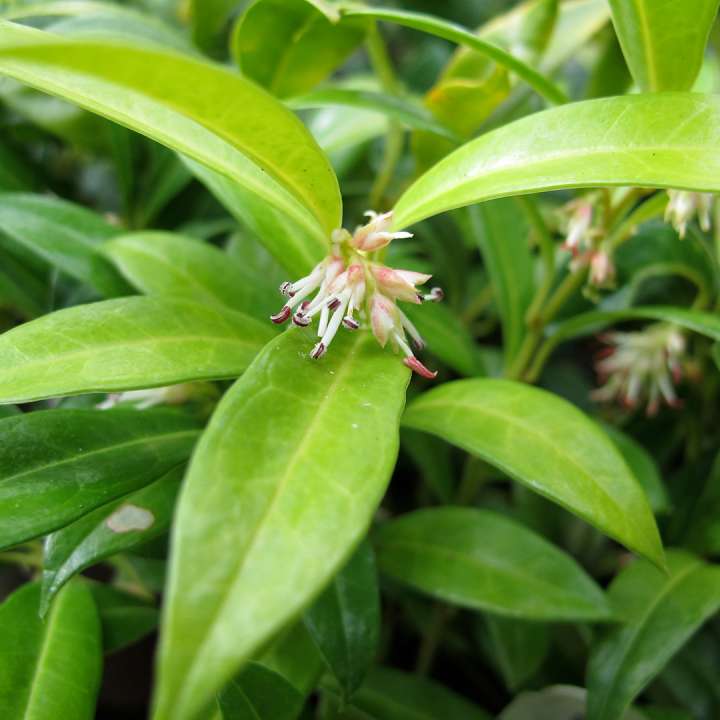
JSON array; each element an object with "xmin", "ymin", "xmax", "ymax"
[{"xmin": 106, "ymin": 504, "xmax": 155, "ymax": 533}]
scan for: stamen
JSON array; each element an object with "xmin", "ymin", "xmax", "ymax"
[
  {"xmin": 403, "ymin": 356, "xmax": 438, "ymax": 379},
  {"xmin": 320, "ymin": 292, "xmax": 351, "ymax": 349},
  {"xmin": 318, "ymin": 304, "xmax": 330, "ymax": 336},
  {"xmin": 270, "ymin": 306, "xmax": 292, "ymax": 324},
  {"xmin": 328, "ymin": 298, "xmax": 341, "ymax": 311},
  {"xmin": 343, "ymin": 317, "xmax": 359, "ymax": 330},
  {"xmin": 310, "ymin": 342, "xmax": 326, "ymax": 359},
  {"xmin": 292, "ymin": 313, "xmax": 310, "ymax": 327},
  {"xmin": 279, "ymin": 281, "xmax": 293, "ymax": 297},
  {"xmin": 425, "ymin": 287, "xmax": 444, "ymax": 302},
  {"xmin": 398, "ymin": 309, "xmax": 425, "ymax": 351}
]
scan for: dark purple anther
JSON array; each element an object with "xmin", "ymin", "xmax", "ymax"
[
  {"xmin": 270, "ymin": 306, "xmax": 292, "ymax": 324},
  {"xmin": 310, "ymin": 342, "xmax": 326, "ymax": 359}
]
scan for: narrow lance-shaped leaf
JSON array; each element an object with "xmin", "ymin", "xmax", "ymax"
[
  {"xmin": 340, "ymin": 5, "xmax": 567, "ymax": 105},
  {"xmin": 0, "ymin": 581, "xmax": 102, "ymax": 720},
  {"xmin": 608, "ymin": 0, "xmax": 720, "ymax": 91},
  {"xmin": 392, "ymin": 94, "xmax": 720, "ymax": 230},
  {"xmin": 153, "ymin": 329, "xmax": 409, "ymax": 720},
  {"xmin": 304, "ymin": 539, "xmax": 380, "ymax": 700},
  {"xmin": 232, "ymin": 0, "xmax": 366, "ymax": 98},
  {"xmin": 104, "ymin": 231, "xmax": 278, "ymax": 320},
  {"xmin": 0, "ymin": 21, "xmax": 340, "ymax": 242},
  {"xmin": 0, "ymin": 409, "xmax": 198, "ymax": 550},
  {"xmin": 402, "ymin": 379, "xmax": 664, "ymax": 566},
  {"xmin": 0, "ymin": 192, "xmax": 128, "ymax": 297},
  {"xmin": 0, "ymin": 296, "xmax": 275, "ymax": 403},
  {"xmin": 456, "ymin": 201, "xmax": 534, "ymax": 367},
  {"xmin": 586, "ymin": 550, "xmax": 720, "ymax": 720},
  {"xmin": 217, "ymin": 664, "xmax": 305, "ymax": 720},
  {"xmin": 375, "ymin": 507, "xmax": 611, "ymax": 620},
  {"xmin": 41, "ymin": 465, "xmax": 185, "ymax": 614}
]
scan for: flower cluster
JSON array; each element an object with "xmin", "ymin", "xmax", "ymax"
[
  {"xmin": 270, "ymin": 211, "xmax": 442, "ymax": 378},
  {"xmin": 665, "ymin": 190, "xmax": 713, "ymax": 239},
  {"xmin": 592, "ymin": 324, "xmax": 686, "ymax": 416},
  {"xmin": 561, "ymin": 199, "xmax": 615, "ymax": 288}
]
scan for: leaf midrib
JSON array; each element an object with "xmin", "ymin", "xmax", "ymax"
[
  {"xmin": 379, "ymin": 538, "xmax": 604, "ymax": 617},
  {"xmin": 182, "ymin": 333, "xmax": 367, "ymax": 708},
  {"xmin": 591, "ymin": 559, "xmax": 702, "ymax": 719},
  {"xmin": 405, "ymin": 397, "xmax": 626, "ymax": 521},
  {"xmin": 0, "ymin": 429, "xmax": 198, "ymax": 486}
]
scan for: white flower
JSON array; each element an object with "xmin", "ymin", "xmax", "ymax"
[
  {"xmin": 270, "ymin": 210, "xmax": 442, "ymax": 378},
  {"xmin": 592, "ymin": 324, "xmax": 685, "ymax": 416},
  {"xmin": 665, "ymin": 190, "xmax": 713, "ymax": 239}
]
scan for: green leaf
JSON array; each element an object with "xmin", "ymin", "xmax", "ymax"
[
  {"xmin": 0, "ymin": 192, "xmax": 128, "ymax": 296},
  {"xmin": 0, "ymin": 296, "xmax": 274, "ymax": 403},
  {"xmin": 0, "ymin": 21, "xmax": 340, "ymax": 242},
  {"xmin": 187, "ymin": 0, "xmax": 241, "ymax": 55},
  {"xmin": 608, "ymin": 0, "xmax": 720, "ymax": 91},
  {"xmin": 457, "ymin": 201, "xmax": 534, "ymax": 366},
  {"xmin": 88, "ymin": 582, "xmax": 160, "ymax": 654},
  {"xmin": 183, "ymin": 157, "xmax": 327, "ymax": 275},
  {"xmin": 375, "ymin": 507, "xmax": 610, "ymax": 620},
  {"xmin": 392, "ymin": 94, "xmax": 720, "ymax": 230},
  {"xmin": 0, "ymin": 581, "xmax": 102, "ymax": 720},
  {"xmin": 0, "ymin": 244, "xmax": 47, "ymax": 319},
  {"xmin": 217, "ymin": 663, "xmax": 305, "ymax": 720},
  {"xmin": 541, "ymin": 306, "xmax": 720, "ymax": 368},
  {"xmin": 587, "ymin": 550, "xmax": 720, "ymax": 720},
  {"xmin": 289, "ymin": 88, "xmax": 458, "ymax": 141},
  {"xmin": 232, "ymin": 0, "xmax": 365, "ymax": 98},
  {"xmin": 479, "ymin": 615, "xmax": 550, "ymax": 691},
  {"xmin": 343, "ymin": 666, "xmax": 492, "ymax": 720},
  {"xmin": 304, "ymin": 540, "xmax": 379, "ymax": 700},
  {"xmin": 341, "ymin": 5, "xmax": 567, "ymax": 106},
  {"xmin": 104, "ymin": 231, "xmax": 278, "ymax": 319},
  {"xmin": 402, "ymin": 379, "xmax": 664, "ymax": 566},
  {"xmin": 41, "ymin": 465, "xmax": 184, "ymax": 613},
  {"xmin": 603, "ymin": 425, "xmax": 669, "ymax": 514},
  {"xmin": 0, "ymin": 138, "xmax": 37, "ymax": 191},
  {"xmin": 0, "ymin": 409, "xmax": 198, "ymax": 550},
  {"xmin": 153, "ymin": 329, "xmax": 409, "ymax": 720},
  {"xmin": 499, "ymin": 685, "xmax": 647, "ymax": 720}
]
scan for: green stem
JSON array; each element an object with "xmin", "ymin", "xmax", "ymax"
[
  {"xmin": 0, "ymin": 551, "xmax": 43, "ymax": 569},
  {"xmin": 366, "ymin": 21, "xmax": 404, "ymax": 208},
  {"xmin": 519, "ymin": 196, "xmax": 555, "ymax": 327},
  {"xmin": 414, "ymin": 603, "xmax": 455, "ymax": 676}
]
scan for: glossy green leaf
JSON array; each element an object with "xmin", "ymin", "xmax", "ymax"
[
  {"xmin": 587, "ymin": 550, "xmax": 720, "ymax": 720},
  {"xmin": 183, "ymin": 157, "xmax": 327, "ymax": 275},
  {"xmin": 289, "ymin": 88, "xmax": 458, "ymax": 141},
  {"xmin": 608, "ymin": 0, "xmax": 720, "ymax": 91},
  {"xmin": 217, "ymin": 663, "xmax": 304, "ymax": 720},
  {"xmin": 0, "ymin": 581, "xmax": 102, "ymax": 720},
  {"xmin": 104, "ymin": 231, "xmax": 278, "ymax": 319},
  {"xmin": 342, "ymin": 667, "xmax": 492, "ymax": 720},
  {"xmin": 187, "ymin": 0, "xmax": 240, "ymax": 55},
  {"xmin": 0, "ymin": 192, "xmax": 128, "ymax": 296},
  {"xmin": 457, "ymin": 201, "xmax": 534, "ymax": 366},
  {"xmin": 0, "ymin": 296, "xmax": 274, "ymax": 403},
  {"xmin": 0, "ymin": 244, "xmax": 47, "ymax": 319},
  {"xmin": 89, "ymin": 582, "xmax": 160, "ymax": 654},
  {"xmin": 543, "ymin": 306, "xmax": 720, "ymax": 367},
  {"xmin": 479, "ymin": 615, "xmax": 550, "ymax": 691},
  {"xmin": 154, "ymin": 329, "xmax": 409, "ymax": 720},
  {"xmin": 499, "ymin": 685, "xmax": 646, "ymax": 720},
  {"xmin": 304, "ymin": 540, "xmax": 379, "ymax": 700},
  {"xmin": 233, "ymin": 0, "xmax": 365, "ymax": 98},
  {"xmin": 41, "ymin": 465, "xmax": 184, "ymax": 613},
  {"xmin": 0, "ymin": 409, "xmax": 198, "ymax": 550},
  {"xmin": 341, "ymin": 5, "xmax": 567, "ymax": 106},
  {"xmin": 375, "ymin": 507, "xmax": 610, "ymax": 620},
  {"xmin": 0, "ymin": 21, "xmax": 340, "ymax": 242},
  {"xmin": 392, "ymin": 94, "xmax": 720, "ymax": 230},
  {"xmin": 604, "ymin": 425, "xmax": 669, "ymax": 514},
  {"xmin": 402, "ymin": 379, "xmax": 664, "ymax": 565}
]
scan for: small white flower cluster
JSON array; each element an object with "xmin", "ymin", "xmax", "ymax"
[
  {"xmin": 665, "ymin": 190, "xmax": 713, "ymax": 239},
  {"xmin": 561, "ymin": 199, "xmax": 615, "ymax": 287},
  {"xmin": 271, "ymin": 211, "xmax": 443, "ymax": 378},
  {"xmin": 592, "ymin": 324, "xmax": 685, "ymax": 416}
]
